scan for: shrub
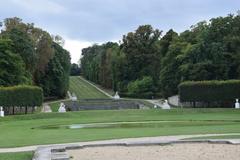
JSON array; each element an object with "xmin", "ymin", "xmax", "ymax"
[
  {"xmin": 127, "ymin": 76, "xmax": 154, "ymax": 94},
  {"xmin": 179, "ymin": 80, "xmax": 240, "ymax": 105},
  {"xmin": 119, "ymin": 92, "xmax": 154, "ymax": 99},
  {"xmin": 0, "ymin": 85, "xmax": 43, "ymax": 107}
]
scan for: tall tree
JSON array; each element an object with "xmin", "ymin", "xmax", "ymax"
[
  {"xmin": 0, "ymin": 39, "xmax": 30, "ymax": 86},
  {"xmin": 122, "ymin": 25, "xmax": 161, "ymax": 82}
]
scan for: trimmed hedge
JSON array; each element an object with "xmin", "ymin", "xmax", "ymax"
[
  {"xmin": 0, "ymin": 85, "xmax": 43, "ymax": 107},
  {"xmin": 179, "ymin": 80, "xmax": 240, "ymax": 103},
  {"xmin": 119, "ymin": 92, "xmax": 154, "ymax": 99}
]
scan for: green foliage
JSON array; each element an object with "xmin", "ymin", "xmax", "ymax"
[
  {"xmin": 81, "ymin": 26, "xmax": 161, "ymax": 94},
  {"xmin": 0, "ymin": 39, "xmax": 31, "ymax": 86},
  {"xmin": 119, "ymin": 92, "xmax": 154, "ymax": 99},
  {"xmin": 70, "ymin": 63, "xmax": 81, "ymax": 76},
  {"xmin": 0, "ymin": 85, "xmax": 43, "ymax": 107},
  {"xmin": 80, "ymin": 13, "xmax": 240, "ymax": 99},
  {"xmin": 122, "ymin": 25, "xmax": 161, "ymax": 82},
  {"xmin": 2, "ymin": 27, "xmax": 37, "ymax": 74},
  {"xmin": 81, "ymin": 42, "xmax": 121, "ymax": 89},
  {"xmin": 0, "ymin": 17, "xmax": 71, "ymax": 98},
  {"xmin": 127, "ymin": 76, "xmax": 154, "ymax": 94},
  {"xmin": 179, "ymin": 80, "xmax": 240, "ymax": 104},
  {"xmin": 37, "ymin": 43, "xmax": 71, "ymax": 98}
]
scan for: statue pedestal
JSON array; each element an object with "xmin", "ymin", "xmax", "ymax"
[
  {"xmin": 113, "ymin": 92, "xmax": 120, "ymax": 100},
  {"xmin": 235, "ymin": 103, "xmax": 240, "ymax": 109},
  {"xmin": 0, "ymin": 111, "xmax": 4, "ymax": 117},
  {"xmin": 235, "ymin": 99, "xmax": 240, "ymax": 109},
  {"xmin": 0, "ymin": 107, "xmax": 4, "ymax": 117}
]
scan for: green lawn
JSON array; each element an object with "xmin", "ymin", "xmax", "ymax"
[
  {"xmin": 69, "ymin": 76, "xmax": 109, "ymax": 99},
  {"xmin": 0, "ymin": 152, "xmax": 33, "ymax": 160},
  {"xmin": 49, "ymin": 101, "xmax": 60, "ymax": 112},
  {"xmin": 185, "ymin": 134, "xmax": 240, "ymax": 140},
  {"xmin": 0, "ymin": 108, "xmax": 240, "ymax": 148}
]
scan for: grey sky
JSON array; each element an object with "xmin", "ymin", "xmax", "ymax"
[{"xmin": 0, "ymin": 0, "xmax": 239, "ymax": 63}]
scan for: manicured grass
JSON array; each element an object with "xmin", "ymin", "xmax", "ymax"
[
  {"xmin": 49, "ymin": 101, "xmax": 60, "ymax": 112},
  {"xmin": 0, "ymin": 152, "xmax": 33, "ymax": 160},
  {"xmin": 48, "ymin": 101, "xmax": 70, "ymax": 112},
  {"xmin": 185, "ymin": 134, "xmax": 240, "ymax": 140},
  {"xmin": 0, "ymin": 108, "xmax": 240, "ymax": 148},
  {"xmin": 69, "ymin": 76, "xmax": 109, "ymax": 99}
]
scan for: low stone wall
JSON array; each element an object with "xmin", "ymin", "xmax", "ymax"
[
  {"xmin": 168, "ymin": 95, "xmax": 194, "ymax": 107},
  {"xmin": 64, "ymin": 99, "xmax": 142, "ymax": 111}
]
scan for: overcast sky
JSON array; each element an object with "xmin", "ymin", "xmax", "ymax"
[{"xmin": 0, "ymin": 0, "xmax": 239, "ymax": 63}]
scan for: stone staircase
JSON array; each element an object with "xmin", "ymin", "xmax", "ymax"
[{"xmin": 33, "ymin": 146, "xmax": 70, "ymax": 160}]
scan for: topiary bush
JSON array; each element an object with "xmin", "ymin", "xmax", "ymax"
[
  {"xmin": 119, "ymin": 91, "xmax": 154, "ymax": 99},
  {"xmin": 179, "ymin": 80, "xmax": 240, "ymax": 107},
  {"xmin": 0, "ymin": 85, "xmax": 43, "ymax": 107}
]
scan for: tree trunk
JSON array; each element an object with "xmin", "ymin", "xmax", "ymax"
[
  {"xmin": 25, "ymin": 106, "xmax": 27, "ymax": 114},
  {"xmin": 193, "ymin": 101, "xmax": 196, "ymax": 108},
  {"xmin": 12, "ymin": 106, "xmax": 15, "ymax": 115}
]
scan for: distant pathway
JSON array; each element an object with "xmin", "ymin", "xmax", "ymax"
[{"xmin": 1, "ymin": 133, "xmax": 240, "ymax": 153}]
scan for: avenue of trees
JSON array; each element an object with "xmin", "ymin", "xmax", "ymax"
[
  {"xmin": 81, "ymin": 13, "xmax": 240, "ymax": 98},
  {"xmin": 0, "ymin": 17, "xmax": 71, "ymax": 99}
]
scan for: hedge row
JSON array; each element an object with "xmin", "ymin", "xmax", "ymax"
[
  {"xmin": 0, "ymin": 85, "xmax": 43, "ymax": 107},
  {"xmin": 119, "ymin": 92, "xmax": 154, "ymax": 99},
  {"xmin": 179, "ymin": 80, "xmax": 240, "ymax": 103}
]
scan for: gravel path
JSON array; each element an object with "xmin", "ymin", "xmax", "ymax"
[{"xmin": 68, "ymin": 143, "xmax": 240, "ymax": 160}]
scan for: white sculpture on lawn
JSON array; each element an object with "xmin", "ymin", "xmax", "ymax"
[
  {"xmin": 162, "ymin": 100, "xmax": 171, "ymax": 109},
  {"xmin": 58, "ymin": 102, "xmax": 66, "ymax": 113},
  {"xmin": 0, "ymin": 107, "xmax": 4, "ymax": 117},
  {"xmin": 71, "ymin": 93, "xmax": 78, "ymax": 101},
  {"xmin": 113, "ymin": 91, "xmax": 120, "ymax": 100},
  {"xmin": 68, "ymin": 91, "xmax": 77, "ymax": 101},
  {"xmin": 235, "ymin": 99, "xmax": 240, "ymax": 109}
]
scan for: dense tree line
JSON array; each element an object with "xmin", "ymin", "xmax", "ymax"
[
  {"xmin": 81, "ymin": 13, "xmax": 240, "ymax": 98},
  {"xmin": 70, "ymin": 63, "xmax": 81, "ymax": 76},
  {"xmin": 0, "ymin": 17, "xmax": 71, "ymax": 98}
]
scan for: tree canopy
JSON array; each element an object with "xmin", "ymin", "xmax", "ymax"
[
  {"xmin": 81, "ymin": 13, "xmax": 240, "ymax": 98},
  {"xmin": 0, "ymin": 17, "xmax": 71, "ymax": 99}
]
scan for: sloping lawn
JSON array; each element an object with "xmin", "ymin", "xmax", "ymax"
[{"xmin": 69, "ymin": 76, "xmax": 109, "ymax": 99}]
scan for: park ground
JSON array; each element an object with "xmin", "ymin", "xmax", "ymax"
[{"xmin": 1, "ymin": 76, "xmax": 240, "ymax": 159}]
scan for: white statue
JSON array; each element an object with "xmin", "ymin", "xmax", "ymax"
[
  {"xmin": 113, "ymin": 91, "xmax": 120, "ymax": 100},
  {"xmin": 235, "ymin": 99, "xmax": 240, "ymax": 109},
  {"xmin": 71, "ymin": 93, "xmax": 78, "ymax": 101},
  {"xmin": 67, "ymin": 91, "xmax": 72, "ymax": 99},
  {"xmin": 58, "ymin": 102, "xmax": 66, "ymax": 113},
  {"xmin": 162, "ymin": 100, "xmax": 171, "ymax": 109},
  {"xmin": 0, "ymin": 107, "xmax": 4, "ymax": 117}
]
